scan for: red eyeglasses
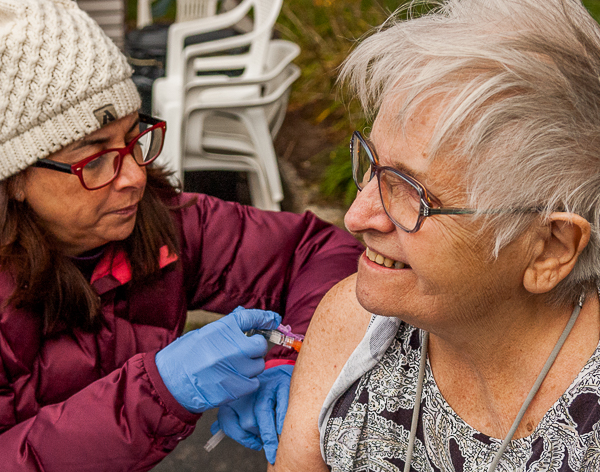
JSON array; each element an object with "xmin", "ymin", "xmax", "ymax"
[{"xmin": 34, "ymin": 114, "xmax": 166, "ymax": 190}]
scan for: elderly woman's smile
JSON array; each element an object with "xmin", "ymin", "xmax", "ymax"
[{"xmin": 364, "ymin": 246, "xmax": 407, "ymax": 269}]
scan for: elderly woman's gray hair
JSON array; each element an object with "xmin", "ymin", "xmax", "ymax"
[{"xmin": 340, "ymin": 0, "xmax": 600, "ymax": 305}]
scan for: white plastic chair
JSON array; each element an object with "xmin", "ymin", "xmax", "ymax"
[
  {"xmin": 184, "ymin": 38, "xmax": 298, "ymax": 139},
  {"xmin": 137, "ymin": 0, "xmax": 218, "ymax": 29},
  {"xmin": 152, "ymin": 0, "xmax": 298, "ymax": 210},
  {"xmin": 158, "ymin": 0, "xmax": 283, "ymax": 88},
  {"xmin": 177, "ymin": 0, "xmax": 219, "ymax": 22},
  {"xmin": 182, "ymin": 41, "xmax": 300, "ymax": 210}
]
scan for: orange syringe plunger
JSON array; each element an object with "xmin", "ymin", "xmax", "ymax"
[{"xmin": 283, "ymin": 337, "xmax": 302, "ymax": 353}]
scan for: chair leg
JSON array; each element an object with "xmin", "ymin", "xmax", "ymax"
[
  {"xmin": 246, "ymin": 168, "xmax": 280, "ymax": 211},
  {"xmin": 155, "ymin": 100, "xmax": 185, "ymax": 186},
  {"xmin": 246, "ymin": 170, "xmax": 266, "ymax": 209},
  {"xmin": 242, "ymin": 108, "xmax": 284, "ymax": 204}
]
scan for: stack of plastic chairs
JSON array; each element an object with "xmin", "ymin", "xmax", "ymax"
[
  {"xmin": 151, "ymin": 0, "xmax": 300, "ymax": 210},
  {"xmin": 138, "ymin": 0, "xmax": 219, "ymax": 29},
  {"xmin": 177, "ymin": 0, "xmax": 219, "ymax": 22}
]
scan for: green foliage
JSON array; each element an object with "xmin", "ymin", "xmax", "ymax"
[
  {"xmin": 276, "ymin": 0, "xmax": 404, "ymax": 110},
  {"xmin": 275, "ymin": 0, "xmax": 407, "ymax": 204},
  {"xmin": 125, "ymin": 0, "xmax": 176, "ymax": 28},
  {"xmin": 321, "ymin": 143, "xmax": 358, "ymax": 206},
  {"xmin": 583, "ymin": 0, "xmax": 600, "ymax": 22}
]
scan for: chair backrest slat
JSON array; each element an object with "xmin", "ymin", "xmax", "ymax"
[
  {"xmin": 165, "ymin": 0, "xmax": 282, "ymax": 82},
  {"xmin": 176, "ymin": 0, "xmax": 219, "ymax": 23}
]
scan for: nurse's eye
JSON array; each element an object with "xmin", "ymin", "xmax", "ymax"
[{"xmin": 84, "ymin": 153, "xmax": 110, "ymax": 171}]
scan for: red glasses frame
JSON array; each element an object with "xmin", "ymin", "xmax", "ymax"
[{"xmin": 34, "ymin": 114, "xmax": 166, "ymax": 191}]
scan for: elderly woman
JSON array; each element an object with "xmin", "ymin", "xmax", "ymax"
[
  {"xmin": 0, "ymin": 0, "xmax": 363, "ymax": 469},
  {"xmin": 273, "ymin": 0, "xmax": 600, "ymax": 471}
]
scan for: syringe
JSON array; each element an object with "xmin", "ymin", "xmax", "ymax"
[
  {"xmin": 246, "ymin": 328, "xmax": 302, "ymax": 352},
  {"xmin": 204, "ymin": 327, "xmax": 303, "ymax": 452}
]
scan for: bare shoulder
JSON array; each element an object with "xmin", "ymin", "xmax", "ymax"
[
  {"xmin": 302, "ymin": 274, "xmax": 371, "ymax": 372},
  {"xmin": 274, "ymin": 274, "xmax": 371, "ymax": 471}
]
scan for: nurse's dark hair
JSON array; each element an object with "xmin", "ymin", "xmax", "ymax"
[{"xmin": 0, "ymin": 166, "xmax": 183, "ymax": 334}]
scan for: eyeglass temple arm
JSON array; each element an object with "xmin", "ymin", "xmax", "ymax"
[
  {"xmin": 34, "ymin": 159, "xmax": 73, "ymax": 174},
  {"xmin": 422, "ymin": 207, "xmax": 477, "ymax": 217},
  {"xmin": 423, "ymin": 207, "xmax": 541, "ymax": 217},
  {"xmin": 139, "ymin": 113, "xmax": 164, "ymax": 125}
]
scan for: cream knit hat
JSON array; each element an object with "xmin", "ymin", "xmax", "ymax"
[{"xmin": 0, "ymin": 0, "xmax": 141, "ymax": 179}]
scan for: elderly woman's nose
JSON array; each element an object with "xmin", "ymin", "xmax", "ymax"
[{"xmin": 345, "ymin": 178, "xmax": 394, "ymax": 234}]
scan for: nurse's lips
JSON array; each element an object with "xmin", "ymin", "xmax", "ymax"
[
  {"xmin": 365, "ymin": 247, "xmax": 408, "ymax": 269},
  {"xmin": 112, "ymin": 204, "xmax": 138, "ymax": 216}
]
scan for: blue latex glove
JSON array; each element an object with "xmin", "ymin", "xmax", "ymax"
[
  {"xmin": 211, "ymin": 364, "xmax": 294, "ymax": 464},
  {"xmin": 155, "ymin": 307, "xmax": 281, "ymax": 413}
]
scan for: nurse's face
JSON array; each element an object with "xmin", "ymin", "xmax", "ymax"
[{"xmin": 20, "ymin": 113, "xmax": 147, "ymax": 256}]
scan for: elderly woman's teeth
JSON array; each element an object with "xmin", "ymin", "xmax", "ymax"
[{"xmin": 366, "ymin": 248, "xmax": 405, "ymax": 269}]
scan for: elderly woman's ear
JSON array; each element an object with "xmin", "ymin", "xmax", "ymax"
[{"xmin": 523, "ymin": 213, "xmax": 591, "ymax": 294}]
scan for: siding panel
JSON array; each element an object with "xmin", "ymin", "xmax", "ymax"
[{"xmin": 77, "ymin": 0, "xmax": 126, "ymax": 50}]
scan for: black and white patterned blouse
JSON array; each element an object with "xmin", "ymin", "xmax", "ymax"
[{"xmin": 320, "ymin": 318, "xmax": 600, "ymax": 471}]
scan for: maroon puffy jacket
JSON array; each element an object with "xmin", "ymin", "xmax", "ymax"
[{"xmin": 0, "ymin": 193, "xmax": 363, "ymax": 471}]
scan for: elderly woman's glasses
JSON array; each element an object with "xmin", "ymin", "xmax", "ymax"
[
  {"xmin": 34, "ymin": 114, "xmax": 166, "ymax": 191},
  {"xmin": 351, "ymin": 131, "xmax": 478, "ymax": 233}
]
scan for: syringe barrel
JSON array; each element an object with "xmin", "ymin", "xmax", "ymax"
[
  {"xmin": 265, "ymin": 330, "xmax": 285, "ymax": 345},
  {"xmin": 246, "ymin": 328, "xmax": 302, "ymax": 352}
]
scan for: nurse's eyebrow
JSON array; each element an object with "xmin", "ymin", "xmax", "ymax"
[{"xmin": 72, "ymin": 118, "xmax": 140, "ymax": 151}]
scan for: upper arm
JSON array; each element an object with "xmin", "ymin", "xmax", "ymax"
[
  {"xmin": 181, "ymin": 195, "xmax": 362, "ymax": 320},
  {"xmin": 273, "ymin": 274, "xmax": 371, "ymax": 471}
]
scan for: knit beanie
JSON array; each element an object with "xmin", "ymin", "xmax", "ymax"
[{"xmin": 0, "ymin": 0, "xmax": 141, "ymax": 180}]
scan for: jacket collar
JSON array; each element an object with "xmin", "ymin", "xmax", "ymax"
[{"xmin": 91, "ymin": 245, "xmax": 178, "ymax": 294}]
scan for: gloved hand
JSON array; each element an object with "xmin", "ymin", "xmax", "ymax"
[
  {"xmin": 155, "ymin": 307, "xmax": 281, "ymax": 414},
  {"xmin": 211, "ymin": 364, "xmax": 294, "ymax": 464}
]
